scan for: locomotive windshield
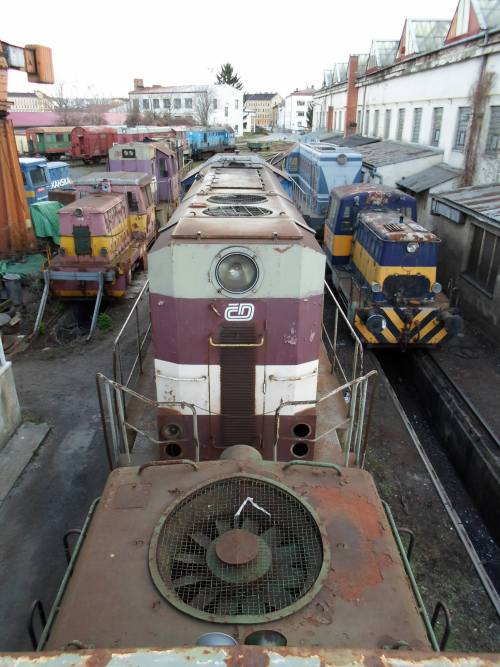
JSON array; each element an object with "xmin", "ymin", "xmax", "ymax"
[{"xmin": 30, "ymin": 166, "xmax": 48, "ymax": 186}]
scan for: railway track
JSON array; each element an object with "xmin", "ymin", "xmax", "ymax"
[{"xmin": 373, "ymin": 349, "xmax": 500, "ymax": 617}]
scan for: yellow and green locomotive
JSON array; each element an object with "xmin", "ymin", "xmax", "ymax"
[{"xmin": 324, "ymin": 186, "xmax": 462, "ymax": 347}]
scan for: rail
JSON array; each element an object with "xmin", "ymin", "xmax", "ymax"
[
  {"xmin": 323, "ymin": 279, "xmax": 363, "ymax": 383},
  {"xmin": 273, "ymin": 370, "xmax": 376, "ymax": 466},
  {"xmin": 113, "ymin": 279, "xmax": 150, "ymax": 389},
  {"xmin": 96, "ymin": 372, "xmax": 201, "ymax": 468},
  {"xmin": 179, "ymin": 159, "xmax": 194, "ymax": 181}
]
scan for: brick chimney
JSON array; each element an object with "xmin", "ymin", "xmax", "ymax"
[
  {"xmin": 134, "ymin": 78, "xmax": 144, "ymax": 89},
  {"xmin": 344, "ymin": 56, "xmax": 359, "ymax": 137}
]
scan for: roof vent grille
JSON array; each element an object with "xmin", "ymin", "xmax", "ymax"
[
  {"xmin": 203, "ymin": 206, "xmax": 272, "ymax": 217},
  {"xmin": 207, "ymin": 194, "xmax": 268, "ymax": 205}
]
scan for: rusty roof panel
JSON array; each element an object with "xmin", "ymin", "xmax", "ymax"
[
  {"xmin": 172, "ymin": 217, "xmax": 303, "ymax": 240},
  {"xmin": 44, "ymin": 462, "xmax": 430, "ymax": 650},
  {"xmin": 361, "ymin": 211, "xmax": 440, "ymax": 242},
  {"xmin": 433, "ymin": 183, "xmax": 500, "ymax": 224}
]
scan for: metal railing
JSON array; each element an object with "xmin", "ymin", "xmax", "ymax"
[
  {"xmin": 323, "ymin": 279, "xmax": 363, "ymax": 384},
  {"xmin": 290, "ymin": 178, "xmax": 311, "ymax": 212},
  {"xmin": 113, "ymin": 279, "xmax": 151, "ymax": 389},
  {"xmin": 273, "ymin": 370, "xmax": 376, "ymax": 466},
  {"xmin": 179, "ymin": 159, "xmax": 194, "ymax": 181},
  {"xmin": 96, "ymin": 372, "xmax": 201, "ymax": 469}
]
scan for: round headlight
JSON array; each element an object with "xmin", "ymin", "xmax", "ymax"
[
  {"xmin": 215, "ymin": 253, "xmax": 258, "ymax": 293},
  {"xmin": 371, "ymin": 281, "xmax": 382, "ymax": 293},
  {"xmin": 336, "ymin": 153, "xmax": 347, "ymax": 165},
  {"xmin": 406, "ymin": 242, "xmax": 419, "ymax": 253},
  {"xmin": 431, "ymin": 282, "xmax": 442, "ymax": 294}
]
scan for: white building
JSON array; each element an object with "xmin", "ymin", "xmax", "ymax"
[
  {"xmin": 129, "ymin": 80, "xmax": 244, "ymax": 135},
  {"xmin": 312, "ymin": 0, "xmax": 500, "ymax": 187},
  {"xmin": 283, "ymin": 89, "xmax": 314, "ymax": 132},
  {"xmin": 243, "ymin": 108, "xmax": 256, "ymax": 133},
  {"xmin": 7, "ymin": 91, "xmax": 53, "ymax": 112}
]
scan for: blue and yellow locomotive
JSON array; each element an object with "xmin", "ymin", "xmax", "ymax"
[{"xmin": 324, "ymin": 185, "xmax": 462, "ymax": 347}]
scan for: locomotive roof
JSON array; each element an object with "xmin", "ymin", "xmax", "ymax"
[
  {"xmin": 360, "ymin": 210, "xmax": 440, "ymax": 243},
  {"xmin": 166, "ymin": 156, "xmax": 316, "ymax": 245},
  {"xmin": 76, "ymin": 171, "xmax": 152, "ymax": 186},
  {"xmin": 44, "ymin": 460, "xmax": 430, "ymax": 650},
  {"xmin": 60, "ymin": 193, "xmax": 124, "ymax": 214},
  {"xmin": 331, "ymin": 183, "xmax": 412, "ymax": 199}
]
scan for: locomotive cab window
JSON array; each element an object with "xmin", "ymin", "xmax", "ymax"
[{"xmin": 127, "ymin": 192, "xmax": 139, "ymax": 213}]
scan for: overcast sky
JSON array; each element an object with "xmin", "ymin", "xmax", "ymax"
[{"xmin": 5, "ymin": 0, "xmax": 458, "ymax": 99}]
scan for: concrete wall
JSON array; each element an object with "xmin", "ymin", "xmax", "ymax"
[{"xmin": 0, "ymin": 362, "xmax": 22, "ymax": 451}]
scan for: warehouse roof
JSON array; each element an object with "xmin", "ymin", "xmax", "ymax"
[
  {"xmin": 357, "ymin": 140, "xmax": 442, "ymax": 167},
  {"xmin": 245, "ymin": 93, "xmax": 278, "ymax": 101},
  {"xmin": 432, "ymin": 183, "xmax": 500, "ymax": 225},
  {"xmin": 396, "ymin": 164, "xmax": 461, "ymax": 193}
]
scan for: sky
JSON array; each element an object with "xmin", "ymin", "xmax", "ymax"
[{"xmin": 5, "ymin": 0, "xmax": 458, "ymax": 99}]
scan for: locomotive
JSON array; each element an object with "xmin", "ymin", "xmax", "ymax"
[
  {"xmin": 324, "ymin": 185, "xmax": 463, "ymax": 347},
  {"xmin": 28, "ymin": 155, "xmax": 450, "ymax": 657},
  {"xmin": 148, "ymin": 153, "xmax": 325, "ymax": 461}
]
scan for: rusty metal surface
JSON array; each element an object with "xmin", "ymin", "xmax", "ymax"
[
  {"xmin": 433, "ymin": 183, "xmax": 500, "ymax": 224},
  {"xmin": 44, "ymin": 461, "xmax": 431, "ymax": 650},
  {"xmin": 3, "ymin": 647, "xmax": 499, "ymax": 665},
  {"xmin": 0, "ymin": 117, "xmax": 35, "ymax": 254},
  {"xmin": 172, "ymin": 216, "xmax": 303, "ymax": 240},
  {"xmin": 360, "ymin": 210, "xmax": 440, "ymax": 242}
]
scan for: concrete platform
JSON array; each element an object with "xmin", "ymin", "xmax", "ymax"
[{"xmin": 0, "ymin": 421, "xmax": 50, "ymax": 505}]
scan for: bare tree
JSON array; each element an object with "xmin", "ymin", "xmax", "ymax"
[
  {"xmin": 52, "ymin": 83, "xmax": 81, "ymax": 125},
  {"xmin": 195, "ymin": 90, "xmax": 214, "ymax": 127}
]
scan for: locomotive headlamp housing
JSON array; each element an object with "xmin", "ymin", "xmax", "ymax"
[
  {"xmin": 336, "ymin": 153, "xmax": 348, "ymax": 165},
  {"xmin": 431, "ymin": 282, "xmax": 442, "ymax": 294},
  {"xmin": 371, "ymin": 281, "xmax": 382, "ymax": 293},
  {"xmin": 406, "ymin": 242, "xmax": 419, "ymax": 253},
  {"xmin": 215, "ymin": 250, "xmax": 259, "ymax": 294}
]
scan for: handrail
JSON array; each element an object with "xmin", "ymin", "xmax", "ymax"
[{"xmin": 113, "ymin": 279, "xmax": 151, "ymax": 388}]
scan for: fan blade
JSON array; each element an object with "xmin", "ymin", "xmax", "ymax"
[
  {"xmin": 190, "ymin": 533, "xmax": 211, "ymax": 549},
  {"xmin": 216, "ymin": 519, "xmax": 231, "ymax": 536},
  {"xmin": 190, "ymin": 589, "xmax": 217, "ymax": 611},
  {"xmin": 240, "ymin": 517, "xmax": 259, "ymax": 534},
  {"xmin": 175, "ymin": 552, "xmax": 206, "ymax": 565},
  {"xmin": 261, "ymin": 526, "xmax": 281, "ymax": 548},
  {"xmin": 172, "ymin": 574, "xmax": 206, "ymax": 588}
]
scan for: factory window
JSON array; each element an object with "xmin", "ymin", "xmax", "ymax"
[
  {"xmin": 485, "ymin": 106, "xmax": 500, "ymax": 155},
  {"xmin": 174, "ymin": 98, "xmax": 181, "ymax": 109},
  {"xmin": 454, "ymin": 106, "xmax": 471, "ymax": 151},
  {"xmin": 297, "ymin": 111, "xmax": 305, "ymax": 117},
  {"xmin": 411, "ymin": 108, "xmax": 422, "ymax": 143},
  {"xmin": 466, "ymin": 225, "xmax": 500, "ymax": 295},
  {"xmin": 152, "ymin": 98, "xmax": 159, "ymax": 109},
  {"xmin": 357, "ymin": 109, "xmax": 362, "ymax": 130},
  {"xmin": 184, "ymin": 98, "xmax": 192, "ymax": 109},
  {"xmin": 213, "ymin": 98, "xmax": 218, "ymax": 109},
  {"xmin": 365, "ymin": 110, "xmax": 370, "ymax": 135},
  {"xmin": 235, "ymin": 99, "xmax": 239, "ymax": 109},
  {"xmin": 297, "ymin": 101, "xmax": 306, "ymax": 106},
  {"xmin": 133, "ymin": 100, "xmax": 140, "ymax": 111},
  {"xmin": 430, "ymin": 107, "xmax": 443, "ymax": 146},
  {"xmin": 163, "ymin": 99, "xmax": 171, "ymax": 109},
  {"xmin": 396, "ymin": 108, "xmax": 405, "ymax": 140},
  {"xmin": 373, "ymin": 109, "xmax": 380, "ymax": 136},
  {"xmin": 142, "ymin": 99, "xmax": 150, "ymax": 110},
  {"xmin": 225, "ymin": 107, "xmax": 229, "ymax": 117}
]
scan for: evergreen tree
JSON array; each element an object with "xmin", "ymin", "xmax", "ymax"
[{"xmin": 215, "ymin": 63, "xmax": 243, "ymax": 90}]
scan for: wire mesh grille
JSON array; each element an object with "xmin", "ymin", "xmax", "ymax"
[
  {"xmin": 151, "ymin": 476, "xmax": 324, "ymax": 621},
  {"xmin": 202, "ymin": 206, "xmax": 272, "ymax": 217},
  {"xmin": 207, "ymin": 195, "xmax": 268, "ymax": 205}
]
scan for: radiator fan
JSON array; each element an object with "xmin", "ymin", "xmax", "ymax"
[{"xmin": 149, "ymin": 475, "xmax": 329, "ymax": 623}]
